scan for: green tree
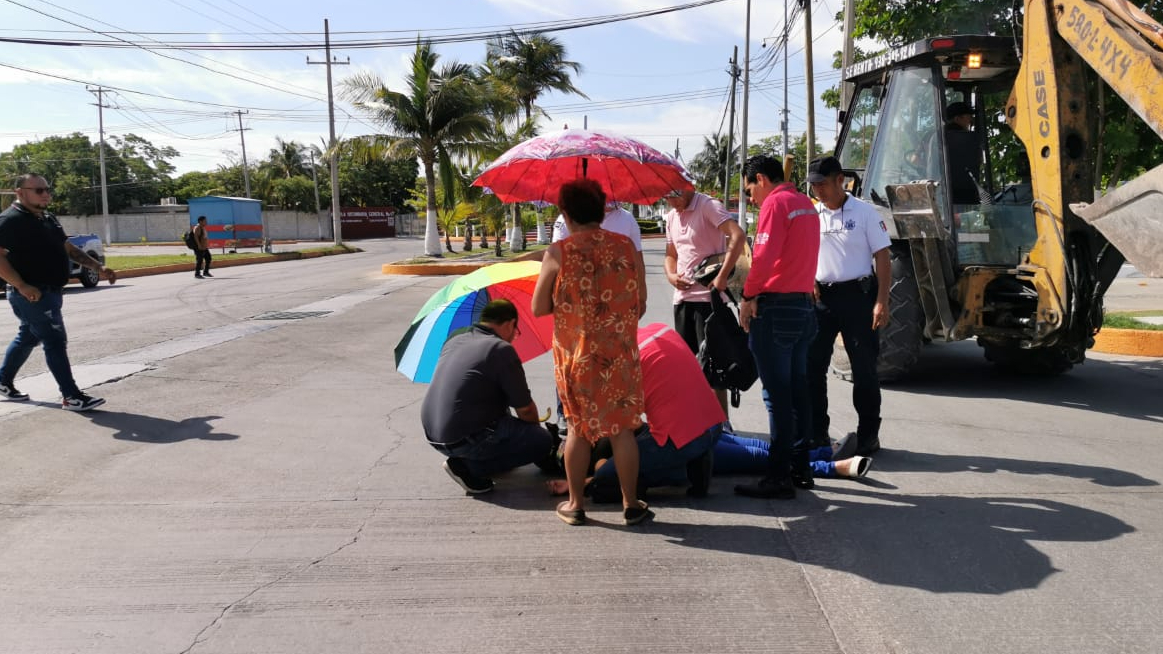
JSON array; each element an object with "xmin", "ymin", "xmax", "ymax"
[
  {"xmin": 852, "ymin": 0, "xmax": 1015, "ymax": 45},
  {"xmin": 342, "ymin": 40, "xmax": 490, "ymax": 256},
  {"xmin": 0, "ymin": 132, "xmax": 178, "ymax": 215},
  {"xmin": 484, "ymin": 31, "xmax": 587, "ymax": 122},
  {"xmin": 688, "ymin": 133, "xmax": 737, "ymax": 195},
  {"xmin": 266, "ymin": 137, "xmax": 307, "ymax": 179}
]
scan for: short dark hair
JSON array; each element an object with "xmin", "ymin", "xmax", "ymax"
[
  {"xmin": 946, "ymin": 101, "xmax": 973, "ymax": 121},
  {"xmin": 197, "ymin": 215, "xmax": 207, "ymax": 223},
  {"xmin": 558, "ymin": 179, "xmax": 606, "ymax": 226},
  {"xmin": 14, "ymin": 173, "xmax": 45, "ymax": 189},
  {"xmin": 480, "ymin": 299, "xmax": 518, "ymax": 325},
  {"xmin": 743, "ymin": 155, "xmax": 783, "ymax": 184},
  {"xmin": 807, "ymin": 156, "xmax": 844, "ymax": 183}
]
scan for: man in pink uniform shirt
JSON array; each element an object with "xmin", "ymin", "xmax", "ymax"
[{"xmin": 735, "ymin": 154, "xmax": 821, "ymax": 500}]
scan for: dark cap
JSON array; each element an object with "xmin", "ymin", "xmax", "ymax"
[
  {"xmin": 946, "ymin": 101, "xmax": 973, "ymax": 120},
  {"xmin": 807, "ymin": 156, "xmax": 843, "ymax": 183}
]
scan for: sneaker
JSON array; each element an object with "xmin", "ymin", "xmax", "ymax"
[
  {"xmin": 443, "ymin": 458, "xmax": 493, "ymax": 495},
  {"xmin": 62, "ymin": 393, "xmax": 105, "ymax": 412},
  {"xmin": 202, "ymin": 271, "xmax": 213, "ymax": 277},
  {"xmin": 0, "ymin": 382, "xmax": 29, "ymax": 401},
  {"xmin": 856, "ymin": 437, "xmax": 881, "ymax": 457},
  {"xmin": 195, "ymin": 274, "xmax": 203, "ymax": 279},
  {"xmin": 832, "ymin": 432, "xmax": 858, "ymax": 460},
  {"xmin": 734, "ymin": 476, "xmax": 796, "ymax": 500}
]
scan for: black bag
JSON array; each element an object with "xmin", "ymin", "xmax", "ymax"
[
  {"xmin": 697, "ymin": 290, "xmax": 759, "ymax": 407},
  {"xmin": 182, "ymin": 230, "xmax": 197, "ymax": 250}
]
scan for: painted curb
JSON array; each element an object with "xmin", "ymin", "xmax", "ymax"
[
  {"xmin": 1092, "ymin": 327, "xmax": 1163, "ymax": 357},
  {"xmin": 382, "ymin": 249, "xmax": 545, "ymax": 276}
]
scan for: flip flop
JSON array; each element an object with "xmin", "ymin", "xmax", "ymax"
[
  {"xmin": 623, "ymin": 500, "xmax": 653, "ymax": 526},
  {"xmin": 556, "ymin": 501, "xmax": 586, "ymax": 526}
]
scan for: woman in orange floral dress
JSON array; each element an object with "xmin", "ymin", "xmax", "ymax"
[{"xmin": 532, "ymin": 179, "xmax": 651, "ymax": 526}]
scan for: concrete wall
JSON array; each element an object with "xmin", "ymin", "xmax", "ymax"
[{"xmin": 55, "ymin": 209, "xmax": 420, "ymax": 243}]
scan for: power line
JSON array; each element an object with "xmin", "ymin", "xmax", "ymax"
[{"xmin": 0, "ymin": 0, "xmax": 731, "ymax": 50}]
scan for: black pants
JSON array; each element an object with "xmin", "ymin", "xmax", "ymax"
[
  {"xmin": 808, "ymin": 279, "xmax": 881, "ymax": 444},
  {"xmin": 195, "ymin": 248, "xmax": 212, "ymax": 274}
]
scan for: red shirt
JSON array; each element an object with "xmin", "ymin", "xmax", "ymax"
[
  {"xmin": 638, "ymin": 324, "xmax": 725, "ymax": 448},
  {"xmin": 743, "ymin": 182, "xmax": 820, "ymax": 296}
]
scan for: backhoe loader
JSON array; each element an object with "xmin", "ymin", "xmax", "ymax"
[{"xmin": 831, "ymin": 0, "xmax": 1163, "ymax": 379}]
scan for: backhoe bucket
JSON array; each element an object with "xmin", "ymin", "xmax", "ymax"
[{"xmin": 1072, "ymin": 164, "xmax": 1163, "ymax": 277}]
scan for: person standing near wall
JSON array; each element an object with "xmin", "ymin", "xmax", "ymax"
[{"xmin": 193, "ymin": 215, "xmax": 212, "ymax": 278}]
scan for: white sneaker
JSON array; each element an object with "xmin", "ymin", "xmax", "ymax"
[{"xmin": 62, "ymin": 393, "xmax": 105, "ymax": 412}]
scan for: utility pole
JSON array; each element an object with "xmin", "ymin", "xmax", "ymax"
[
  {"xmin": 840, "ymin": 0, "xmax": 856, "ymax": 112},
  {"xmin": 308, "ymin": 148, "xmax": 323, "ymax": 240},
  {"xmin": 232, "ymin": 110, "xmax": 251, "ymax": 198},
  {"xmin": 803, "ymin": 0, "xmax": 817, "ymax": 171},
  {"xmin": 87, "ymin": 86, "xmax": 111, "ymax": 245},
  {"xmin": 782, "ymin": 0, "xmax": 790, "ymax": 158},
  {"xmin": 737, "ymin": 0, "xmax": 752, "ymax": 223},
  {"xmin": 724, "ymin": 47, "xmax": 739, "ymax": 201},
  {"xmin": 308, "ymin": 18, "xmax": 349, "ymax": 246}
]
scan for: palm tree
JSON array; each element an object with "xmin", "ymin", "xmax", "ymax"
[
  {"xmin": 688, "ymin": 133, "xmax": 737, "ymax": 195},
  {"xmin": 484, "ymin": 31, "xmax": 587, "ymax": 123},
  {"xmin": 267, "ymin": 137, "xmax": 307, "ymax": 179},
  {"xmin": 342, "ymin": 41, "xmax": 490, "ymax": 256}
]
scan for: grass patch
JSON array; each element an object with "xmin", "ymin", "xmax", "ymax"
[
  {"xmin": 106, "ymin": 252, "xmax": 268, "ymax": 270},
  {"xmin": 1104, "ymin": 312, "xmax": 1163, "ymax": 331},
  {"xmin": 106, "ymin": 244, "xmax": 358, "ymax": 270}
]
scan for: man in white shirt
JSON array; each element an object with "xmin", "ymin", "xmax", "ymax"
[{"xmin": 806, "ymin": 156, "xmax": 891, "ymax": 457}]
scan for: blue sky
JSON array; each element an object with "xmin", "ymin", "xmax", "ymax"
[{"xmin": 0, "ymin": 0, "xmax": 847, "ymax": 179}]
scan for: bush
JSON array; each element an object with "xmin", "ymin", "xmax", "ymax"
[{"xmin": 637, "ymin": 219, "xmax": 662, "ymax": 234}]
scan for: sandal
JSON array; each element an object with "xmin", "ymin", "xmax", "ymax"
[
  {"xmin": 556, "ymin": 501, "xmax": 586, "ymax": 526},
  {"xmin": 623, "ymin": 500, "xmax": 653, "ymax": 526}
]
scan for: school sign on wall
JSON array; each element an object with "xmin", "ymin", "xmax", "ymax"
[{"xmin": 340, "ymin": 207, "xmax": 397, "ymax": 239}]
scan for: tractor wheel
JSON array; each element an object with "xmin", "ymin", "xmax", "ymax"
[{"xmin": 830, "ymin": 244, "xmax": 925, "ymax": 383}]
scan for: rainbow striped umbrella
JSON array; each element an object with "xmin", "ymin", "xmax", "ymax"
[{"xmin": 394, "ymin": 261, "xmax": 554, "ymax": 382}]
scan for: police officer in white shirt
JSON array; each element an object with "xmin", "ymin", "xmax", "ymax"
[{"xmin": 806, "ymin": 156, "xmax": 892, "ymax": 457}]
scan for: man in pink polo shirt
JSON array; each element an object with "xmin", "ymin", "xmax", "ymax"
[
  {"xmin": 663, "ymin": 187, "xmax": 745, "ymax": 415},
  {"xmin": 734, "ymin": 154, "xmax": 821, "ymax": 500}
]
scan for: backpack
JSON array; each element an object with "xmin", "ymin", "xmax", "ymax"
[
  {"xmin": 697, "ymin": 290, "xmax": 759, "ymax": 407},
  {"xmin": 182, "ymin": 230, "xmax": 197, "ymax": 250}
]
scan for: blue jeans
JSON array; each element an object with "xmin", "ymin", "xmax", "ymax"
[
  {"xmin": 713, "ymin": 432, "xmax": 839, "ymax": 478},
  {"xmin": 1, "ymin": 287, "xmax": 82, "ymax": 398},
  {"xmin": 748, "ymin": 294, "xmax": 817, "ymax": 479},
  {"xmin": 592, "ymin": 423, "xmax": 721, "ymax": 492},
  {"xmin": 436, "ymin": 415, "xmax": 553, "ymax": 478}
]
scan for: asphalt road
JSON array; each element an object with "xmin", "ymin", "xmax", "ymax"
[{"xmin": 1, "ymin": 237, "xmax": 1160, "ymax": 654}]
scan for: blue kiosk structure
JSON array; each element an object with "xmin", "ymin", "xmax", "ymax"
[{"xmin": 187, "ymin": 196, "xmax": 263, "ymax": 249}]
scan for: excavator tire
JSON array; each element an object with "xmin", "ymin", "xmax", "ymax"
[
  {"xmin": 981, "ymin": 343, "xmax": 1075, "ymax": 375},
  {"xmin": 830, "ymin": 244, "xmax": 925, "ymax": 383}
]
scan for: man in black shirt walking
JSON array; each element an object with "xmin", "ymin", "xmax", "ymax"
[{"xmin": 0, "ymin": 174, "xmax": 116, "ymax": 411}]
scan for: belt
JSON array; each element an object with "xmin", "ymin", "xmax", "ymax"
[
  {"xmin": 818, "ymin": 275, "xmax": 873, "ymax": 289},
  {"xmin": 757, "ymin": 292, "xmax": 812, "ymax": 300},
  {"xmin": 428, "ymin": 427, "xmax": 493, "ymax": 454}
]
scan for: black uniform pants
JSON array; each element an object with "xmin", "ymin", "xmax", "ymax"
[{"xmin": 807, "ymin": 277, "xmax": 881, "ymax": 445}]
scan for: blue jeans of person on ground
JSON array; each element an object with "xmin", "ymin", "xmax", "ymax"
[
  {"xmin": 591, "ymin": 423, "xmax": 722, "ymax": 493},
  {"xmin": 713, "ymin": 431, "xmax": 840, "ymax": 477},
  {"xmin": 1, "ymin": 287, "xmax": 82, "ymax": 398},
  {"xmin": 434, "ymin": 415, "xmax": 553, "ymax": 478},
  {"xmin": 748, "ymin": 293, "xmax": 817, "ymax": 480},
  {"xmin": 808, "ymin": 280, "xmax": 880, "ymax": 444}
]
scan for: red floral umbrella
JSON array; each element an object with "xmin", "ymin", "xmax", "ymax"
[{"xmin": 472, "ymin": 128, "xmax": 694, "ymax": 204}]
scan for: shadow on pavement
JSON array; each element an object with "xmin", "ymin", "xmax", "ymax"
[
  {"xmin": 644, "ymin": 488, "xmax": 1134, "ymax": 594},
  {"xmin": 873, "ymin": 449, "xmax": 1158, "ymax": 486},
  {"xmin": 885, "ymin": 341, "xmax": 1163, "ymax": 423},
  {"xmin": 85, "ymin": 410, "xmax": 240, "ymax": 443}
]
